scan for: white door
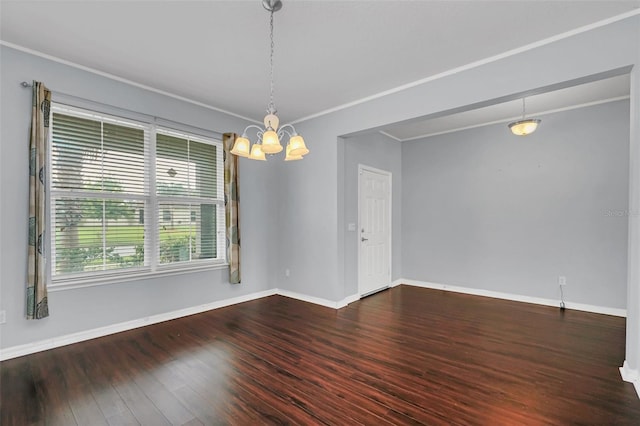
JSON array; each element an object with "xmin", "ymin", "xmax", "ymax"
[{"xmin": 358, "ymin": 165, "xmax": 392, "ymax": 297}]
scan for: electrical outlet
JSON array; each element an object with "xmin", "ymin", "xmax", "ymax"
[
  {"xmin": 0, "ymin": 310, "xmax": 6, "ymax": 324},
  {"xmin": 558, "ymin": 276, "xmax": 567, "ymax": 286}
]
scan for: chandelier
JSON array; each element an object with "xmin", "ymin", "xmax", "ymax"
[
  {"xmin": 508, "ymin": 97, "xmax": 541, "ymax": 136},
  {"xmin": 231, "ymin": 0, "xmax": 308, "ymax": 161}
]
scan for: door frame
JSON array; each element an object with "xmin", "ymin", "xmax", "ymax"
[{"xmin": 357, "ymin": 164, "xmax": 393, "ymax": 297}]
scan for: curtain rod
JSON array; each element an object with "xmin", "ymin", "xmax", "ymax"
[{"xmin": 19, "ymin": 81, "xmax": 223, "ymax": 139}]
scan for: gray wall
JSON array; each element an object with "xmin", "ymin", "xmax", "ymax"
[
  {"xmin": 275, "ymin": 15, "xmax": 639, "ymax": 304},
  {"xmin": 343, "ymin": 132, "xmax": 402, "ymax": 296},
  {"xmin": 270, "ymin": 115, "xmax": 343, "ymax": 300},
  {"xmin": 0, "ymin": 46, "xmax": 274, "ymax": 349},
  {"xmin": 402, "ymin": 100, "xmax": 630, "ymax": 309}
]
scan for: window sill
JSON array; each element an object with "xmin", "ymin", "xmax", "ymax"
[{"xmin": 49, "ymin": 262, "xmax": 229, "ymax": 292}]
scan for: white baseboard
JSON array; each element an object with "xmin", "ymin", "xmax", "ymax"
[
  {"xmin": 398, "ymin": 278, "xmax": 627, "ymax": 317},
  {"xmin": 275, "ymin": 288, "xmax": 358, "ymax": 309},
  {"xmin": 275, "ymin": 288, "xmax": 339, "ymax": 308},
  {"xmin": 338, "ymin": 293, "xmax": 360, "ymax": 308},
  {"xmin": 620, "ymin": 361, "xmax": 640, "ymax": 398},
  {"xmin": 391, "ymin": 279, "xmax": 404, "ymax": 288},
  {"xmin": 620, "ymin": 361, "xmax": 639, "ymax": 381},
  {"xmin": 0, "ymin": 289, "xmax": 276, "ymax": 361}
]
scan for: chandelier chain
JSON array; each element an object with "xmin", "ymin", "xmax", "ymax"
[{"xmin": 268, "ymin": 8, "xmax": 276, "ymax": 114}]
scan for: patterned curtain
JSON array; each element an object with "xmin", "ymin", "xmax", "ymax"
[
  {"xmin": 223, "ymin": 133, "xmax": 241, "ymax": 284},
  {"xmin": 27, "ymin": 81, "xmax": 51, "ymax": 319}
]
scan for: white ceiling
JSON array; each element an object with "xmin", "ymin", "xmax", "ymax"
[{"xmin": 1, "ymin": 0, "xmax": 639, "ymax": 128}]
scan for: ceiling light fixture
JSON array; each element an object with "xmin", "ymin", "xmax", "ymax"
[
  {"xmin": 231, "ymin": 0, "xmax": 308, "ymax": 161},
  {"xmin": 508, "ymin": 98, "xmax": 541, "ymax": 136}
]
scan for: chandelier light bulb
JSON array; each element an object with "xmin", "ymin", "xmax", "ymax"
[
  {"xmin": 288, "ymin": 135, "xmax": 309, "ymax": 156},
  {"xmin": 230, "ymin": 136, "xmax": 251, "ymax": 157},
  {"xmin": 249, "ymin": 143, "xmax": 267, "ymax": 161},
  {"xmin": 261, "ymin": 130, "xmax": 283, "ymax": 153},
  {"xmin": 284, "ymin": 143, "xmax": 303, "ymax": 161}
]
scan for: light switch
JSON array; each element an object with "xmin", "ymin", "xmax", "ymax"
[{"xmin": 347, "ymin": 223, "xmax": 356, "ymax": 231}]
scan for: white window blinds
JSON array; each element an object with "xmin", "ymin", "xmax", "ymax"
[
  {"xmin": 51, "ymin": 109, "xmax": 149, "ymax": 276},
  {"xmin": 50, "ymin": 105, "xmax": 224, "ymax": 282},
  {"xmin": 155, "ymin": 131, "xmax": 224, "ymax": 265}
]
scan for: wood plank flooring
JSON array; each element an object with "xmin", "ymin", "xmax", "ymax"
[{"xmin": 2, "ymin": 285, "xmax": 639, "ymax": 425}]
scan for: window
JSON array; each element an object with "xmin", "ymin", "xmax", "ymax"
[
  {"xmin": 50, "ymin": 105, "xmax": 225, "ymax": 284},
  {"xmin": 155, "ymin": 131, "xmax": 221, "ymax": 265}
]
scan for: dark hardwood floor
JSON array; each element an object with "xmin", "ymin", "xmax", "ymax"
[{"xmin": 2, "ymin": 285, "xmax": 639, "ymax": 425}]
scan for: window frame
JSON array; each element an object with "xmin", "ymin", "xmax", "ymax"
[{"xmin": 48, "ymin": 103, "xmax": 227, "ymax": 290}]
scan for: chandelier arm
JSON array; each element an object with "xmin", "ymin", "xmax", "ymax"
[
  {"xmin": 278, "ymin": 123, "xmax": 297, "ymax": 136},
  {"xmin": 278, "ymin": 129, "xmax": 291, "ymax": 139},
  {"xmin": 242, "ymin": 124, "xmax": 266, "ymax": 137}
]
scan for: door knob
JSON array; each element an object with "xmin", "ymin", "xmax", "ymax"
[{"xmin": 361, "ymin": 237, "xmax": 368, "ymax": 242}]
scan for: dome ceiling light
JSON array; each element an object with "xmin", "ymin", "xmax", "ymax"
[{"xmin": 508, "ymin": 97, "xmax": 541, "ymax": 136}]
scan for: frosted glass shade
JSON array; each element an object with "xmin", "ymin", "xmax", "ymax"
[
  {"xmin": 248, "ymin": 144, "xmax": 266, "ymax": 161},
  {"xmin": 288, "ymin": 135, "xmax": 309, "ymax": 156},
  {"xmin": 261, "ymin": 130, "xmax": 283, "ymax": 153},
  {"xmin": 230, "ymin": 136, "xmax": 251, "ymax": 157},
  {"xmin": 284, "ymin": 143, "xmax": 303, "ymax": 161},
  {"xmin": 508, "ymin": 119, "xmax": 541, "ymax": 136}
]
